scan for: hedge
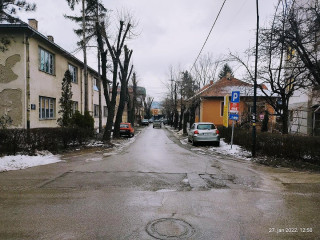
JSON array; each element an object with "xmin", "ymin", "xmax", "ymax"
[
  {"xmin": 0, "ymin": 127, "xmax": 93, "ymax": 156},
  {"xmin": 218, "ymin": 126, "xmax": 320, "ymax": 164}
]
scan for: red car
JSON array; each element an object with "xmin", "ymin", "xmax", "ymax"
[{"xmin": 120, "ymin": 123, "xmax": 135, "ymax": 138}]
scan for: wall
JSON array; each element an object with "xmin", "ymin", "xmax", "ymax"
[{"xmin": 0, "ymin": 33, "xmax": 26, "ymax": 128}]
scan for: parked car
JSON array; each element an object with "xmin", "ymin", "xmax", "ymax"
[
  {"xmin": 153, "ymin": 119, "xmax": 162, "ymax": 128},
  {"xmin": 120, "ymin": 123, "xmax": 135, "ymax": 137},
  {"xmin": 141, "ymin": 119, "xmax": 149, "ymax": 126},
  {"xmin": 162, "ymin": 118, "xmax": 168, "ymax": 125},
  {"xmin": 188, "ymin": 122, "xmax": 220, "ymax": 146},
  {"xmin": 148, "ymin": 118, "xmax": 154, "ymax": 123}
]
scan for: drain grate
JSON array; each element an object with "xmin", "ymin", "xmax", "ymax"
[{"xmin": 146, "ymin": 218, "xmax": 195, "ymax": 239}]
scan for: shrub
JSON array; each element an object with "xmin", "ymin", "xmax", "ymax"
[
  {"xmin": 0, "ymin": 127, "xmax": 94, "ymax": 156},
  {"xmin": 218, "ymin": 126, "xmax": 320, "ymax": 165}
]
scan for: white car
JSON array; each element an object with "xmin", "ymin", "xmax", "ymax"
[{"xmin": 188, "ymin": 122, "xmax": 220, "ymax": 146}]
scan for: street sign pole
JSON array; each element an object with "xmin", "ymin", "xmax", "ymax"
[
  {"xmin": 231, "ymin": 120, "xmax": 235, "ymax": 149},
  {"xmin": 229, "ymin": 91, "xmax": 240, "ymax": 150}
]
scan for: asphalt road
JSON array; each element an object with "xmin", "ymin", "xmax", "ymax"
[{"xmin": 0, "ymin": 125, "xmax": 320, "ymax": 240}]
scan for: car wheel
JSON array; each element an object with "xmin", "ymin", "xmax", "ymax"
[
  {"xmin": 188, "ymin": 137, "xmax": 191, "ymax": 143},
  {"xmin": 192, "ymin": 138, "xmax": 197, "ymax": 146},
  {"xmin": 213, "ymin": 141, "xmax": 220, "ymax": 147}
]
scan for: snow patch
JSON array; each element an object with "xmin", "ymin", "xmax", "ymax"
[
  {"xmin": 0, "ymin": 151, "xmax": 61, "ymax": 172},
  {"xmin": 211, "ymin": 139, "xmax": 251, "ymax": 159}
]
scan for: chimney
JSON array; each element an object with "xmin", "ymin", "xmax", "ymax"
[
  {"xmin": 210, "ymin": 80, "xmax": 214, "ymax": 85},
  {"xmin": 226, "ymin": 72, "xmax": 231, "ymax": 80},
  {"xmin": 47, "ymin": 35, "xmax": 54, "ymax": 42},
  {"xmin": 28, "ymin": 19, "xmax": 38, "ymax": 31}
]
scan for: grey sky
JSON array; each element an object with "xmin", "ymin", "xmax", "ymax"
[{"xmin": 19, "ymin": 0, "xmax": 278, "ymax": 101}]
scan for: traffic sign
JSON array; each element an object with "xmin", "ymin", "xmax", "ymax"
[
  {"xmin": 231, "ymin": 91, "xmax": 240, "ymax": 103},
  {"xmin": 229, "ymin": 113, "xmax": 239, "ymax": 121},
  {"xmin": 229, "ymin": 102, "xmax": 239, "ymax": 113}
]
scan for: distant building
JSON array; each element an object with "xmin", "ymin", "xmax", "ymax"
[
  {"xmin": 191, "ymin": 76, "xmax": 276, "ymax": 129},
  {"xmin": 0, "ymin": 19, "xmax": 109, "ymax": 129}
]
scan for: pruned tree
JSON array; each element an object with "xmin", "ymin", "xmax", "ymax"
[
  {"xmin": 218, "ymin": 63, "xmax": 233, "ymax": 79},
  {"xmin": 113, "ymin": 45, "xmax": 133, "ymax": 138},
  {"xmin": 96, "ymin": 12, "xmax": 135, "ymax": 142},
  {"xmin": 144, "ymin": 96, "xmax": 153, "ymax": 119},
  {"xmin": 127, "ymin": 72, "xmax": 137, "ymax": 126},
  {"xmin": 58, "ymin": 70, "xmax": 73, "ymax": 127}
]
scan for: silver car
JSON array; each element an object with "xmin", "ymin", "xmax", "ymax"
[{"xmin": 188, "ymin": 122, "xmax": 220, "ymax": 146}]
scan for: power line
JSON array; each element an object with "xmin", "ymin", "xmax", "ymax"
[{"xmin": 190, "ymin": 0, "xmax": 227, "ymax": 72}]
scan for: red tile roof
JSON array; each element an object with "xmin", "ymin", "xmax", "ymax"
[{"xmin": 200, "ymin": 76, "xmax": 252, "ymax": 97}]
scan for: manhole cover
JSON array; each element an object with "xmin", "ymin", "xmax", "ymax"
[{"xmin": 146, "ymin": 218, "xmax": 195, "ymax": 239}]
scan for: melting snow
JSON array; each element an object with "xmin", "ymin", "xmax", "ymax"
[
  {"xmin": 0, "ymin": 151, "xmax": 61, "ymax": 172},
  {"xmin": 211, "ymin": 139, "xmax": 251, "ymax": 159}
]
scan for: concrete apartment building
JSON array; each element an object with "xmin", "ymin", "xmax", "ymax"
[{"xmin": 0, "ymin": 19, "xmax": 108, "ymax": 129}]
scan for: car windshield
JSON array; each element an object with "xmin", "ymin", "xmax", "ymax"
[
  {"xmin": 197, "ymin": 124, "xmax": 215, "ymax": 130},
  {"xmin": 120, "ymin": 124, "xmax": 129, "ymax": 128}
]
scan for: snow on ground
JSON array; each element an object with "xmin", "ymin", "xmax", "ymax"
[
  {"xmin": 210, "ymin": 139, "xmax": 251, "ymax": 159},
  {"xmin": 0, "ymin": 151, "xmax": 61, "ymax": 172}
]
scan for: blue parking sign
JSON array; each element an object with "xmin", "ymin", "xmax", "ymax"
[
  {"xmin": 231, "ymin": 91, "xmax": 240, "ymax": 103},
  {"xmin": 229, "ymin": 113, "xmax": 239, "ymax": 121}
]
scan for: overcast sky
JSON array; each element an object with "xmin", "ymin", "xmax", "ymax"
[{"xmin": 19, "ymin": 0, "xmax": 278, "ymax": 101}]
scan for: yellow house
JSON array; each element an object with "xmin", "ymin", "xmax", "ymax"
[
  {"xmin": 197, "ymin": 76, "xmax": 276, "ymax": 128},
  {"xmin": 0, "ymin": 19, "xmax": 109, "ymax": 129}
]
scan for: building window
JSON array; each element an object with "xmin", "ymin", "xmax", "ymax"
[
  {"xmin": 94, "ymin": 104, "xmax": 99, "ymax": 118},
  {"xmin": 68, "ymin": 64, "xmax": 78, "ymax": 83},
  {"xmin": 72, "ymin": 101, "xmax": 78, "ymax": 114},
  {"xmin": 39, "ymin": 96, "xmax": 55, "ymax": 119},
  {"xmin": 220, "ymin": 102, "xmax": 224, "ymax": 117},
  {"xmin": 104, "ymin": 106, "xmax": 108, "ymax": 117},
  {"xmin": 39, "ymin": 48, "xmax": 54, "ymax": 74},
  {"xmin": 93, "ymin": 78, "xmax": 99, "ymax": 91}
]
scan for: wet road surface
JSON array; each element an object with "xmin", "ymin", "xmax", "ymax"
[{"xmin": 0, "ymin": 126, "xmax": 320, "ymax": 239}]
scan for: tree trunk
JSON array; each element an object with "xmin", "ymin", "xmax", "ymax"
[
  {"xmin": 183, "ymin": 110, "xmax": 189, "ymax": 134},
  {"xmin": 113, "ymin": 83, "xmax": 127, "ymax": 138},
  {"xmin": 281, "ymin": 106, "xmax": 289, "ymax": 134},
  {"xmin": 82, "ymin": 0, "xmax": 89, "ymax": 112}
]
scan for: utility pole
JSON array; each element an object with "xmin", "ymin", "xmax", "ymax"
[{"xmin": 252, "ymin": 0, "xmax": 259, "ymax": 157}]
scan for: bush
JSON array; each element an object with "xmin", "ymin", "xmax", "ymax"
[
  {"xmin": 71, "ymin": 111, "xmax": 94, "ymax": 132},
  {"xmin": 218, "ymin": 126, "xmax": 320, "ymax": 165},
  {"xmin": 0, "ymin": 127, "xmax": 94, "ymax": 156}
]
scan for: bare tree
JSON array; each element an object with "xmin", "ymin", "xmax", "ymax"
[
  {"xmin": 144, "ymin": 96, "xmax": 154, "ymax": 119},
  {"xmin": 229, "ymin": 1, "xmax": 308, "ymax": 134},
  {"xmin": 283, "ymin": 0, "xmax": 320, "ymax": 87},
  {"xmin": 127, "ymin": 72, "xmax": 137, "ymax": 126},
  {"xmin": 113, "ymin": 45, "xmax": 133, "ymax": 138},
  {"xmin": 96, "ymin": 12, "xmax": 134, "ymax": 142},
  {"xmin": 192, "ymin": 52, "xmax": 221, "ymax": 88}
]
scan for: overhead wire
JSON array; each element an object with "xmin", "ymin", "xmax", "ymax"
[{"xmin": 190, "ymin": 0, "xmax": 227, "ymax": 72}]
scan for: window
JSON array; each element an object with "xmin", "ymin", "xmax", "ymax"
[
  {"xmin": 39, "ymin": 48, "xmax": 54, "ymax": 74},
  {"xmin": 104, "ymin": 106, "xmax": 108, "ymax": 117},
  {"xmin": 93, "ymin": 78, "xmax": 99, "ymax": 91},
  {"xmin": 94, "ymin": 104, "xmax": 99, "ymax": 118},
  {"xmin": 68, "ymin": 64, "xmax": 78, "ymax": 83},
  {"xmin": 197, "ymin": 124, "xmax": 215, "ymax": 130},
  {"xmin": 72, "ymin": 101, "xmax": 78, "ymax": 114},
  {"xmin": 39, "ymin": 96, "xmax": 55, "ymax": 119},
  {"xmin": 220, "ymin": 101, "xmax": 224, "ymax": 117}
]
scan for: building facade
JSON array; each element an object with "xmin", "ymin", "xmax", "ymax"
[{"xmin": 0, "ymin": 19, "xmax": 109, "ymax": 129}]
